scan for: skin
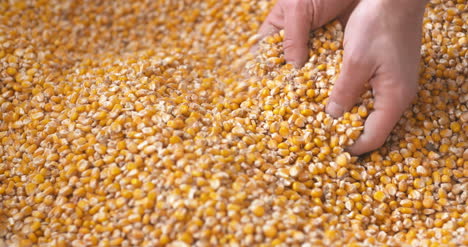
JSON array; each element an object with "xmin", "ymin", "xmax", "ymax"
[{"xmin": 257, "ymin": 0, "xmax": 428, "ymax": 155}]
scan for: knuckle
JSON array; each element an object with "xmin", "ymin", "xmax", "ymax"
[
  {"xmin": 343, "ymin": 44, "xmax": 374, "ymax": 69},
  {"xmin": 394, "ymin": 80, "xmax": 419, "ymax": 104},
  {"xmin": 283, "ymin": 37, "xmax": 295, "ymax": 50},
  {"xmin": 283, "ymin": 38, "xmax": 308, "ymax": 55},
  {"xmin": 331, "ymin": 79, "xmax": 363, "ymax": 104},
  {"xmin": 282, "ymin": 38, "xmax": 301, "ymax": 52},
  {"xmin": 331, "ymin": 84, "xmax": 349, "ymax": 99},
  {"xmin": 344, "ymin": 53, "xmax": 368, "ymax": 69}
]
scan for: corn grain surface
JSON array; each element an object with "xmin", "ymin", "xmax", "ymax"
[{"xmin": 0, "ymin": 0, "xmax": 467, "ymax": 246}]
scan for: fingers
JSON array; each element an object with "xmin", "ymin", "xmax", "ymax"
[
  {"xmin": 283, "ymin": 0, "xmax": 312, "ymax": 68},
  {"xmin": 252, "ymin": 4, "xmax": 283, "ymax": 54},
  {"xmin": 254, "ymin": 0, "xmax": 359, "ymax": 67},
  {"xmin": 326, "ymin": 53, "xmax": 375, "ymax": 118},
  {"xmin": 346, "ymin": 109, "xmax": 398, "ymax": 155},
  {"xmin": 282, "ymin": 0, "xmax": 355, "ymax": 67},
  {"xmin": 258, "ymin": 3, "xmax": 283, "ymax": 39},
  {"xmin": 347, "ymin": 78, "xmax": 417, "ymax": 155}
]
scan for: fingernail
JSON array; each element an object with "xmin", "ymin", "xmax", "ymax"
[{"xmin": 326, "ymin": 101, "xmax": 345, "ymax": 118}]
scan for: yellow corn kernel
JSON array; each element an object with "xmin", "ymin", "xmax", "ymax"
[
  {"xmin": 252, "ymin": 205, "xmax": 265, "ymax": 217},
  {"xmin": 373, "ymin": 191, "xmax": 386, "ymax": 202}
]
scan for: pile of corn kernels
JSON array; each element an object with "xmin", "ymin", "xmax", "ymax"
[{"xmin": 0, "ymin": 0, "xmax": 466, "ymax": 246}]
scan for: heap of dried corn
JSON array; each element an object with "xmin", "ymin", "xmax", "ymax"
[{"xmin": 0, "ymin": 0, "xmax": 466, "ymax": 246}]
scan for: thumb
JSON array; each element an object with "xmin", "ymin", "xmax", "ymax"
[
  {"xmin": 347, "ymin": 77, "xmax": 417, "ymax": 155},
  {"xmin": 326, "ymin": 54, "xmax": 374, "ymax": 118}
]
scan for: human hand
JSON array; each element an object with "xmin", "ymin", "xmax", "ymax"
[{"xmin": 257, "ymin": 0, "xmax": 427, "ymax": 155}]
